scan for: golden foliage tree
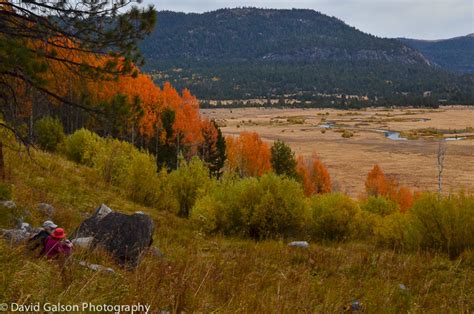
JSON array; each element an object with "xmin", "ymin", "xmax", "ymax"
[
  {"xmin": 225, "ymin": 132, "xmax": 271, "ymax": 177},
  {"xmin": 365, "ymin": 164, "xmax": 414, "ymax": 212},
  {"xmin": 296, "ymin": 154, "xmax": 332, "ymax": 196}
]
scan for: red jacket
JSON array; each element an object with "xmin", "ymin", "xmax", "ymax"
[{"xmin": 43, "ymin": 236, "xmax": 72, "ymax": 258}]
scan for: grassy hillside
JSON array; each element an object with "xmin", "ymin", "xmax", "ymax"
[{"xmin": 0, "ymin": 140, "xmax": 473, "ymax": 312}]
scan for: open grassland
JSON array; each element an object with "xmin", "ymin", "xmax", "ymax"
[
  {"xmin": 202, "ymin": 106, "xmax": 474, "ymax": 197},
  {"xmin": 0, "ymin": 146, "xmax": 473, "ymax": 313}
]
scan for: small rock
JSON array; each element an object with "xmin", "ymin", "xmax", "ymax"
[
  {"xmin": 343, "ymin": 300, "xmax": 364, "ymax": 312},
  {"xmin": 72, "ymin": 237, "xmax": 94, "ymax": 248},
  {"xmin": 0, "ymin": 200, "xmax": 16, "ymax": 209},
  {"xmin": 19, "ymin": 222, "xmax": 31, "ymax": 233},
  {"xmin": 150, "ymin": 246, "xmax": 165, "ymax": 258},
  {"xmin": 95, "ymin": 204, "xmax": 112, "ymax": 220},
  {"xmin": 0, "ymin": 228, "xmax": 30, "ymax": 244},
  {"xmin": 36, "ymin": 203, "xmax": 55, "ymax": 217},
  {"xmin": 79, "ymin": 261, "xmax": 115, "ymax": 274},
  {"xmin": 288, "ymin": 241, "xmax": 309, "ymax": 248}
]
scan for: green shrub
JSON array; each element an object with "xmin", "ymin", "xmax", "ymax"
[
  {"xmin": 373, "ymin": 212, "xmax": 418, "ymax": 250},
  {"xmin": 410, "ymin": 193, "xmax": 474, "ymax": 258},
  {"xmin": 361, "ymin": 196, "xmax": 398, "ymax": 217},
  {"xmin": 153, "ymin": 168, "xmax": 179, "ymax": 213},
  {"xmin": 93, "ymin": 138, "xmax": 135, "ymax": 184},
  {"xmin": 341, "ymin": 130, "xmax": 354, "ymax": 138},
  {"xmin": 92, "ymin": 138, "xmax": 161, "ymax": 206},
  {"xmin": 310, "ymin": 193, "xmax": 361, "ymax": 241},
  {"xmin": 63, "ymin": 128, "xmax": 102, "ymax": 165},
  {"xmin": 117, "ymin": 146, "xmax": 160, "ymax": 206},
  {"xmin": 0, "ymin": 182, "xmax": 12, "ymax": 200},
  {"xmin": 191, "ymin": 173, "xmax": 309, "ymax": 239},
  {"xmin": 168, "ymin": 157, "xmax": 213, "ymax": 217},
  {"xmin": 34, "ymin": 117, "xmax": 65, "ymax": 152}
]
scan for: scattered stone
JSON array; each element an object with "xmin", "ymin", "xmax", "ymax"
[
  {"xmin": 0, "ymin": 200, "xmax": 16, "ymax": 209},
  {"xmin": 150, "ymin": 246, "xmax": 165, "ymax": 258},
  {"xmin": 95, "ymin": 203, "xmax": 113, "ymax": 219},
  {"xmin": 19, "ymin": 222, "xmax": 31, "ymax": 233},
  {"xmin": 0, "ymin": 227, "xmax": 30, "ymax": 245},
  {"xmin": 350, "ymin": 300, "xmax": 363, "ymax": 312},
  {"xmin": 288, "ymin": 241, "xmax": 309, "ymax": 248},
  {"xmin": 72, "ymin": 204, "xmax": 154, "ymax": 267},
  {"xmin": 36, "ymin": 203, "xmax": 56, "ymax": 217},
  {"xmin": 72, "ymin": 237, "xmax": 94, "ymax": 248},
  {"xmin": 78, "ymin": 261, "xmax": 115, "ymax": 274}
]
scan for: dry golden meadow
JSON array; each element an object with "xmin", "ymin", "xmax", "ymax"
[{"xmin": 202, "ymin": 106, "xmax": 474, "ymax": 197}]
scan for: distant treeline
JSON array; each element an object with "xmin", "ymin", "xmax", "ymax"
[{"xmin": 200, "ymin": 95, "xmax": 447, "ymax": 110}]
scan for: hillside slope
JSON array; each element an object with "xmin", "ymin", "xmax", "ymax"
[
  {"xmin": 140, "ymin": 8, "xmax": 472, "ymax": 102},
  {"xmin": 399, "ymin": 34, "xmax": 474, "ymax": 74},
  {"xmin": 0, "ymin": 138, "xmax": 473, "ymax": 311}
]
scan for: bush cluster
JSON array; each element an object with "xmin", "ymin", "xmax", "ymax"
[
  {"xmin": 371, "ymin": 193, "xmax": 474, "ymax": 258},
  {"xmin": 63, "ymin": 128, "xmax": 101, "ymax": 166},
  {"xmin": 0, "ymin": 182, "xmax": 12, "ymax": 200},
  {"xmin": 63, "ymin": 129, "xmax": 210, "ymax": 212},
  {"xmin": 63, "ymin": 129, "xmax": 159, "ymax": 206},
  {"xmin": 34, "ymin": 117, "xmax": 65, "ymax": 152},
  {"xmin": 191, "ymin": 173, "xmax": 309, "ymax": 239},
  {"xmin": 310, "ymin": 193, "xmax": 361, "ymax": 241},
  {"xmin": 61, "ymin": 128, "xmax": 474, "ymax": 258}
]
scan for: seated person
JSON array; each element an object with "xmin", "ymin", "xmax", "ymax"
[
  {"xmin": 43, "ymin": 228, "xmax": 73, "ymax": 259},
  {"xmin": 28, "ymin": 220, "xmax": 57, "ymax": 254}
]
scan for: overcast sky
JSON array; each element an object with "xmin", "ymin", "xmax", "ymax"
[{"xmin": 142, "ymin": 0, "xmax": 474, "ymax": 39}]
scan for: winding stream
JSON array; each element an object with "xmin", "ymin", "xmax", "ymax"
[{"xmin": 318, "ymin": 121, "xmax": 467, "ymax": 141}]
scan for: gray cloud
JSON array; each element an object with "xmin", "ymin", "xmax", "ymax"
[{"xmin": 141, "ymin": 0, "xmax": 473, "ymax": 39}]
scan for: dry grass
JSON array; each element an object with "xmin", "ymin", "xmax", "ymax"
[
  {"xmin": 0, "ymin": 137, "xmax": 473, "ymax": 312},
  {"xmin": 202, "ymin": 106, "xmax": 474, "ymax": 196}
]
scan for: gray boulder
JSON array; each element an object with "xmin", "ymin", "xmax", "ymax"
[
  {"xmin": 0, "ymin": 200, "xmax": 16, "ymax": 209},
  {"xmin": 288, "ymin": 241, "xmax": 309, "ymax": 248},
  {"xmin": 0, "ymin": 227, "xmax": 30, "ymax": 245},
  {"xmin": 36, "ymin": 203, "xmax": 55, "ymax": 217},
  {"xmin": 72, "ymin": 204, "xmax": 154, "ymax": 267}
]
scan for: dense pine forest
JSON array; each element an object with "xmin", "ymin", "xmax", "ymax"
[{"xmin": 140, "ymin": 8, "xmax": 474, "ymax": 106}]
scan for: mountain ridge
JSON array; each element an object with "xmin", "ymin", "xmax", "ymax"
[
  {"xmin": 398, "ymin": 34, "xmax": 474, "ymax": 73},
  {"xmin": 139, "ymin": 8, "xmax": 473, "ymax": 104}
]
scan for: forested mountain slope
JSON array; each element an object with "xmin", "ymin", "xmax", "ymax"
[
  {"xmin": 399, "ymin": 34, "xmax": 474, "ymax": 74},
  {"xmin": 140, "ymin": 8, "xmax": 473, "ymax": 103}
]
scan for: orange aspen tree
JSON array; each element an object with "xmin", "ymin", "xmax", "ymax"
[
  {"xmin": 225, "ymin": 132, "xmax": 271, "ymax": 177},
  {"xmin": 296, "ymin": 154, "xmax": 331, "ymax": 196}
]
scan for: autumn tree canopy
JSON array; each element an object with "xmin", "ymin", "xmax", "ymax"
[
  {"xmin": 365, "ymin": 164, "xmax": 414, "ymax": 212},
  {"xmin": 365, "ymin": 165, "xmax": 388, "ymax": 197},
  {"xmin": 225, "ymin": 132, "xmax": 271, "ymax": 177},
  {"xmin": 296, "ymin": 154, "xmax": 332, "ymax": 196},
  {"xmin": 0, "ymin": 0, "xmax": 156, "ymax": 141}
]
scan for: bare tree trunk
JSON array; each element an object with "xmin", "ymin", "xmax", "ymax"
[
  {"xmin": 131, "ymin": 124, "xmax": 135, "ymax": 146},
  {"xmin": 0, "ymin": 140, "xmax": 5, "ymax": 181},
  {"xmin": 437, "ymin": 140, "xmax": 446, "ymax": 194},
  {"xmin": 176, "ymin": 134, "xmax": 180, "ymax": 169}
]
